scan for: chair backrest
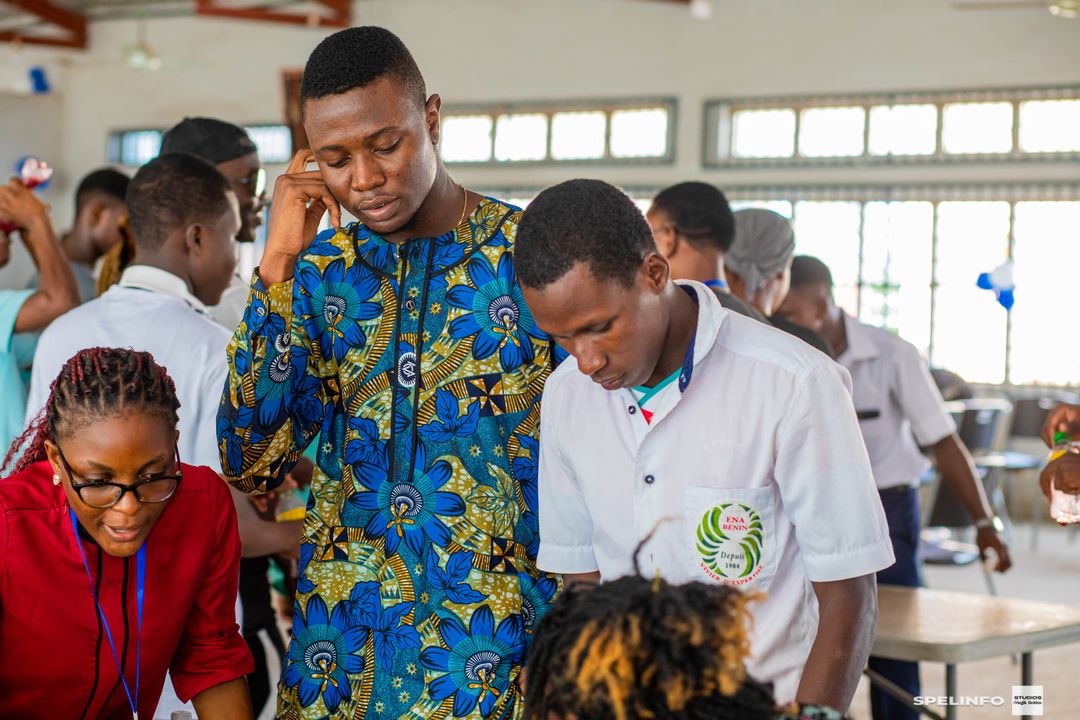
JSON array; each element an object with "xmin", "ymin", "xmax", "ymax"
[
  {"xmin": 927, "ymin": 399, "xmax": 1012, "ymax": 528},
  {"xmin": 1009, "ymin": 394, "xmax": 1080, "ymax": 439},
  {"xmin": 944, "ymin": 398, "xmax": 1013, "ymax": 453}
]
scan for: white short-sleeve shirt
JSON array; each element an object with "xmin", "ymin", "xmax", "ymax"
[
  {"xmin": 836, "ymin": 312, "xmax": 956, "ymax": 490},
  {"xmin": 537, "ymin": 281, "xmax": 894, "ymax": 703},
  {"xmin": 26, "ymin": 265, "xmax": 231, "ymax": 472}
]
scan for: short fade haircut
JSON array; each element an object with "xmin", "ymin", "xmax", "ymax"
[
  {"xmin": 126, "ymin": 153, "xmax": 233, "ymax": 250},
  {"xmin": 74, "ymin": 168, "xmax": 129, "ymax": 216},
  {"xmin": 517, "ymin": 179, "xmax": 654, "ymax": 289},
  {"xmin": 650, "ymin": 181, "xmax": 735, "ymax": 253},
  {"xmin": 789, "ymin": 255, "xmax": 835, "ymax": 291},
  {"xmin": 301, "ymin": 26, "xmax": 426, "ymax": 108}
]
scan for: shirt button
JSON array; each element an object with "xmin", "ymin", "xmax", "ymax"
[
  {"xmin": 644, "ymin": 474, "xmax": 656, "ymax": 485},
  {"xmin": 405, "ymin": 298, "xmax": 416, "ymax": 311},
  {"xmin": 628, "ymin": 406, "xmax": 637, "ymax": 415}
]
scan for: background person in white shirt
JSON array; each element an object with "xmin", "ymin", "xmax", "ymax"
[
  {"xmin": 776, "ymin": 255, "xmax": 1011, "ymax": 720},
  {"xmin": 516, "ymin": 179, "xmax": 894, "ymax": 711},
  {"xmin": 159, "ymin": 117, "xmax": 268, "ymax": 333}
]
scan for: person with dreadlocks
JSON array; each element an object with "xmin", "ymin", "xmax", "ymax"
[
  {"xmin": 0, "ymin": 347, "xmax": 254, "ymax": 718},
  {"xmin": 525, "ymin": 574, "xmax": 848, "ymax": 720}
]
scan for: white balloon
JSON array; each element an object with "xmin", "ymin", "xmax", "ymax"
[{"xmin": 989, "ymin": 261, "xmax": 1014, "ymax": 290}]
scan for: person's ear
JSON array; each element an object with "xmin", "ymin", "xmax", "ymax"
[
  {"xmin": 184, "ymin": 223, "xmax": 203, "ymax": 256},
  {"xmin": 642, "ymin": 251, "xmax": 670, "ymax": 294},
  {"xmin": 426, "ymin": 93, "xmax": 442, "ymax": 145},
  {"xmin": 814, "ymin": 292, "xmax": 829, "ymax": 319},
  {"xmin": 655, "ymin": 226, "xmax": 678, "ymax": 258},
  {"xmin": 43, "ymin": 440, "xmax": 62, "ymax": 479}
]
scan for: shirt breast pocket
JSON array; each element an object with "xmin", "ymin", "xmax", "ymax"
[{"xmin": 684, "ymin": 486, "xmax": 778, "ymax": 593}]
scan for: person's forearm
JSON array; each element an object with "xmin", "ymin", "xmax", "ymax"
[
  {"xmin": 933, "ymin": 434, "xmax": 995, "ymax": 521},
  {"xmin": 230, "ymin": 486, "xmax": 303, "ymax": 557},
  {"xmin": 14, "ymin": 213, "xmax": 79, "ymax": 332},
  {"xmin": 191, "ymin": 677, "xmax": 254, "ymax": 719},
  {"xmin": 796, "ymin": 576, "xmax": 877, "ymax": 710}
]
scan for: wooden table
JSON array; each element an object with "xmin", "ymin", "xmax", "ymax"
[{"xmin": 871, "ymin": 585, "xmax": 1080, "ymax": 719}]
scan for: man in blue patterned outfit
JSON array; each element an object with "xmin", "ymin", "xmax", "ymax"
[{"xmin": 217, "ymin": 27, "xmax": 559, "ymax": 720}]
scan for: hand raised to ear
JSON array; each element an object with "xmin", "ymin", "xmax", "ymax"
[{"xmin": 259, "ymin": 150, "xmax": 341, "ymax": 286}]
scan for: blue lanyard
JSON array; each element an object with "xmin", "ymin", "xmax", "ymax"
[
  {"xmin": 68, "ymin": 508, "xmax": 145, "ymax": 720},
  {"xmin": 704, "ymin": 278, "xmax": 728, "ymax": 290}
]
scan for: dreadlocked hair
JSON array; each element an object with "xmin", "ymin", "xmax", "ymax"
[
  {"xmin": 2, "ymin": 347, "xmax": 181, "ymax": 475},
  {"xmin": 525, "ymin": 576, "xmax": 777, "ymax": 720}
]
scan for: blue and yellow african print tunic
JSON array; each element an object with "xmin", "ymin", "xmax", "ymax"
[{"xmin": 217, "ymin": 197, "xmax": 560, "ymax": 720}]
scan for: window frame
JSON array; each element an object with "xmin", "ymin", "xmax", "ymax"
[
  {"xmin": 480, "ymin": 181, "xmax": 1080, "ymax": 387},
  {"xmin": 107, "ymin": 123, "xmax": 294, "ymax": 167},
  {"xmin": 440, "ymin": 97, "xmax": 678, "ymax": 167},
  {"xmin": 704, "ymin": 86, "xmax": 1080, "ymax": 168}
]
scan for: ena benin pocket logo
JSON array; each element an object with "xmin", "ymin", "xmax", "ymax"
[{"xmin": 696, "ymin": 502, "xmax": 765, "ymax": 586}]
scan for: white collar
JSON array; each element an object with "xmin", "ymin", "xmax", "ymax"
[
  {"xmin": 118, "ymin": 265, "xmax": 210, "ymax": 316},
  {"xmin": 839, "ymin": 311, "xmax": 879, "ymax": 362}
]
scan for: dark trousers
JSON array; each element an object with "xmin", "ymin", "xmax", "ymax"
[{"xmin": 870, "ymin": 486, "xmax": 922, "ymax": 720}]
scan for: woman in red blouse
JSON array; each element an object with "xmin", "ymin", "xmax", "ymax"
[{"xmin": 0, "ymin": 347, "xmax": 253, "ymax": 719}]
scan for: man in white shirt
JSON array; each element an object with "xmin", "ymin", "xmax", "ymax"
[
  {"xmin": 160, "ymin": 117, "xmax": 268, "ymax": 332},
  {"xmin": 777, "ymin": 255, "xmax": 1012, "ymax": 720},
  {"xmin": 25, "ymin": 153, "xmax": 297, "ymax": 719},
  {"xmin": 515, "ymin": 180, "xmax": 894, "ymax": 711}
]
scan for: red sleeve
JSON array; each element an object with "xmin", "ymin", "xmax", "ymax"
[{"xmin": 169, "ymin": 473, "xmax": 254, "ymax": 701}]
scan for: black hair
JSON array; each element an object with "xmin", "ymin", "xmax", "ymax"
[
  {"xmin": 125, "ymin": 153, "xmax": 233, "ymax": 250},
  {"xmin": 4, "ymin": 348, "xmax": 181, "ymax": 475},
  {"xmin": 517, "ymin": 179, "xmax": 654, "ymax": 289},
  {"xmin": 789, "ymin": 255, "xmax": 834, "ymax": 292},
  {"xmin": 74, "ymin": 168, "xmax": 129, "ymax": 216},
  {"xmin": 525, "ymin": 576, "xmax": 778, "ymax": 720},
  {"xmin": 301, "ymin": 26, "xmax": 427, "ymax": 107},
  {"xmin": 651, "ymin": 181, "xmax": 736, "ymax": 253}
]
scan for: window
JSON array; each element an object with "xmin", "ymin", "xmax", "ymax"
[
  {"xmin": 1009, "ymin": 202, "xmax": 1080, "ymax": 385},
  {"xmin": 792, "ymin": 202, "xmax": 862, "ymax": 313},
  {"xmin": 440, "ymin": 99, "xmax": 675, "ymax": 165},
  {"xmin": 610, "ymin": 108, "xmax": 669, "ymax": 158},
  {"xmin": 941, "ymin": 102, "xmax": 1013, "ymax": 154},
  {"xmin": 706, "ymin": 87, "xmax": 1080, "ymax": 167},
  {"xmin": 550, "ymin": 111, "xmax": 606, "ymax": 160},
  {"xmin": 108, "ymin": 129, "xmax": 162, "ymax": 167},
  {"xmin": 798, "ymin": 107, "xmax": 865, "ymax": 157},
  {"xmin": 243, "ymin": 124, "xmax": 292, "ymax": 163},
  {"xmin": 494, "ymin": 113, "xmax": 547, "ymax": 161},
  {"xmin": 860, "ymin": 202, "xmax": 934, "ymax": 353},
  {"xmin": 1019, "ymin": 100, "xmax": 1080, "ymax": 153},
  {"xmin": 108, "ymin": 123, "xmax": 292, "ymax": 166},
  {"xmin": 868, "ymin": 104, "xmax": 938, "ymax": 156},
  {"xmin": 731, "ymin": 109, "xmax": 796, "ymax": 158},
  {"xmin": 440, "ymin": 115, "xmax": 494, "ymax": 162}
]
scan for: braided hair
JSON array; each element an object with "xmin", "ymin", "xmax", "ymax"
[
  {"xmin": 3, "ymin": 347, "xmax": 181, "ymax": 475},
  {"xmin": 525, "ymin": 575, "xmax": 777, "ymax": 720}
]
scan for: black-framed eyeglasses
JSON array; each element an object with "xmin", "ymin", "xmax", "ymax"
[
  {"xmin": 57, "ymin": 445, "xmax": 182, "ymax": 509},
  {"xmin": 235, "ymin": 167, "xmax": 267, "ymax": 198}
]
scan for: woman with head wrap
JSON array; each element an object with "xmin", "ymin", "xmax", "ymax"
[{"xmin": 727, "ymin": 209, "xmax": 833, "ymax": 355}]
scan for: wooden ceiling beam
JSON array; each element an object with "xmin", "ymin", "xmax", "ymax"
[
  {"xmin": 195, "ymin": 0, "xmax": 350, "ymax": 28},
  {"xmin": 0, "ymin": 0, "xmax": 87, "ymax": 49}
]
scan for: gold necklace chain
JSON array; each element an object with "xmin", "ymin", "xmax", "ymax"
[{"xmin": 458, "ymin": 185, "xmax": 470, "ymax": 227}]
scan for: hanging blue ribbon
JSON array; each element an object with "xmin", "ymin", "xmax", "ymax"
[{"xmin": 69, "ymin": 508, "xmax": 145, "ymax": 719}]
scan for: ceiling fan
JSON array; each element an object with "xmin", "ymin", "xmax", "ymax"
[{"xmin": 951, "ymin": 0, "xmax": 1079, "ymax": 18}]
